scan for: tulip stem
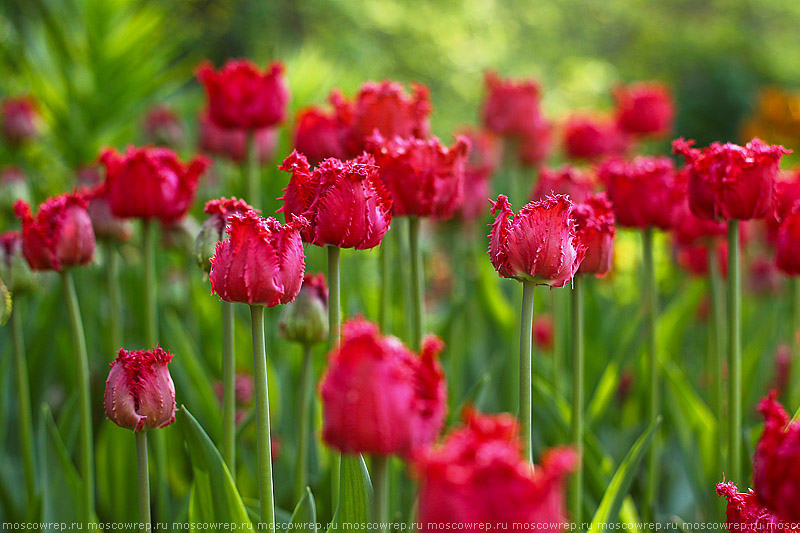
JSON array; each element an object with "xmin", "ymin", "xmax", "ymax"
[
  {"xmin": 11, "ymin": 303, "xmax": 36, "ymax": 510},
  {"xmin": 372, "ymin": 455, "xmax": 389, "ymax": 533},
  {"xmin": 250, "ymin": 304, "xmax": 276, "ymax": 526},
  {"xmin": 408, "ymin": 217, "xmax": 424, "ymax": 350},
  {"xmin": 136, "ymin": 431, "xmax": 151, "ymax": 529},
  {"xmin": 728, "ymin": 220, "xmax": 742, "ymax": 483},
  {"xmin": 379, "ymin": 242, "xmax": 390, "ymax": 332},
  {"xmin": 570, "ymin": 276, "xmax": 584, "ymax": 525},
  {"xmin": 708, "ymin": 242, "xmax": 725, "ymax": 471},
  {"xmin": 642, "ymin": 227, "xmax": 659, "ymax": 519},
  {"xmin": 61, "ymin": 270, "xmax": 94, "ymax": 523},
  {"xmin": 222, "ymin": 300, "xmax": 236, "ymax": 473},
  {"xmin": 552, "ymin": 289, "xmax": 563, "ymax": 400},
  {"xmin": 106, "ymin": 242, "xmax": 123, "ymax": 351},
  {"xmin": 520, "ymin": 279, "xmax": 535, "ymax": 463},
  {"xmin": 327, "ymin": 245, "xmax": 341, "ymax": 507},
  {"xmin": 294, "ymin": 343, "xmax": 314, "ymax": 502},
  {"xmin": 247, "ymin": 130, "xmax": 260, "ymax": 208}
]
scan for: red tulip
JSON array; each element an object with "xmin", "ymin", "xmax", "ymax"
[
  {"xmin": 99, "ymin": 146, "xmax": 209, "ymax": 224},
  {"xmin": 562, "ymin": 114, "xmax": 629, "ymax": 160},
  {"xmin": 82, "ymin": 184, "xmax": 134, "ymax": 243},
  {"xmin": 518, "ymin": 119, "xmax": 554, "ymax": 167},
  {"xmin": 351, "ymin": 80, "xmax": 431, "ymax": 151},
  {"xmin": 143, "ymin": 106, "xmax": 184, "ymax": 147},
  {"xmin": 104, "ymin": 346, "xmax": 176, "ymax": 432},
  {"xmin": 676, "ymin": 240, "xmax": 728, "ymax": 278},
  {"xmin": 278, "ymin": 151, "xmax": 392, "ymax": 249},
  {"xmin": 195, "ymin": 197, "xmax": 259, "ymax": 272},
  {"xmin": 776, "ymin": 208, "xmax": 800, "ymax": 276},
  {"xmin": 454, "ymin": 127, "xmax": 500, "ymax": 221},
  {"xmin": 531, "ymin": 165, "xmax": 596, "ymax": 204},
  {"xmin": 416, "ymin": 408, "xmax": 576, "ymax": 532},
  {"xmin": 573, "ymin": 193, "xmax": 616, "ymax": 276},
  {"xmin": 2, "ymin": 96, "xmax": 39, "ymax": 145},
  {"xmin": 294, "ymin": 93, "xmax": 355, "ymax": 165},
  {"xmin": 613, "ymin": 83, "xmax": 675, "ymax": 137},
  {"xmin": 489, "ymin": 194, "xmax": 585, "ymax": 287},
  {"xmin": 14, "ymin": 193, "xmax": 96, "ymax": 272},
  {"xmin": 209, "ymin": 210, "xmax": 307, "ymax": 306},
  {"xmin": 533, "ymin": 315, "xmax": 554, "ymax": 352},
  {"xmin": 671, "ymin": 171, "xmax": 726, "ymax": 246},
  {"xmin": 320, "ymin": 318, "xmax": 446, "ymax": 457},
  {"xmin": 597, "ymin": 156, "xmax": 677, "ymax": 230},
  {"xmin": 773, "ymin": 169, "xmax": 800, "ymax": 223},
  {"xmin": 482, "ymin": 71, "xmax": 547, "ymax": 139},
  {"xmin": 368, "ymin": 133, "xmax": 470, "ymax": 219},
  {"xmin": 673, "ymin": 138, "xmax": 789, "ymax": 220},
  {"xmin": 198, "ymin": 113, "xmax": 278, "ymax": 164},
  {"xmin": 196, "ymin": 59, "xmax": 289, "ymax": 130}
]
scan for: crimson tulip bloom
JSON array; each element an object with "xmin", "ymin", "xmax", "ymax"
[
  {"xmin": 531, "ymin": 165, "xmax": 596, "ymax": 204},
  {"xmin": 573, "ymin": 193, "xmax": 616, "ymax": 276},
  {"xmin": 673, "ymin": 138, "xmax": 789, "ymax": 221},
  {"xmin": 562, "ymin": 114, "xmax": 629, "ymax": 161},
  {"xmin": 14, "ymin": 193, "xmax": 96, "ymax": 272},
  {"xmin": 455, "ymin": 127, "xmax": 500, "ymax": 221},
  {"xmin": 518, "ymin": 119, "xmax": 554, "ymax": 167},
  {"xmin": 143, "ymin": 106, "xmax": 184, "ymax": 148},
  {"xmin": 416, "ymin": 408, "xmax": 576, "ymax": 532},
  {"xmin": 195, "ymin": 197, "xmax": 258, "ymax": 272},
  {"xmin": 489, "ymin": 194, "xmax": 585, "ymax": 287},
  {"xmin": 351, "ymin": 80, "xmax": 431, "ymax": 151},
  {"xmin": 2, "ymin": 96, "xmax": 39, "ymax": 145},
  {"xmin": 196, "ymin": 59, "xmax": 289, "ymax": 130},
  {"xmin": 209, "ymin": 210, "xmax": 307, "ymax": 307},
  {"xmin": 598, "ymin": 156, "xmax": 677, "ymax": 230},
  {"xmin": 320, "ymin": 318, "xmax": 446, "ymax": 457},
  {"xmin": 104, "ymin": 346, "xmax": 176, "ymax": 432},
  {"xmin": 773, "ymin": 169, "xmax": 800, "ymax": 223},
  {"xmin": 613, "ymin": 83, "xmax": 675, "ymax": 137},
  {"xmin": 482, "ymin": 71, "xmax": 547, "ymax": 139},
  {"xmin": 100, "ymin": 146, "xmax": 209, "ymax": 224},
  {"xmin": 776, "ymin": 209, "xmax": 800, "ymax": 276},
  {"xmin": 368, "ymin": 133, "xmax": 470, "ymax": 219},
  {"xmin": 278, "ymin": 151, "xmax": 392, "ymax": 249},
  {"xmin": 198, "ymin": 113, "xmax": 278, "ymax": 164},
  {"xmin": 294, "ymin": 92, "xmax": 355, "ymax": 164}
]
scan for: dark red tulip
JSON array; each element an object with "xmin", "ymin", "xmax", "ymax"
[
  {"xmin": 773, "ymin": 169, "xmax": 800, "ymax": 223},
  {"xmin": 533, "ymin": 315, "xmax": 554, "ymax": 352},
  {"xmin": 143, "ymin": 106, "xmax": 184, "ymax": 147},
  {"xmin": 195, "ymin": 197, "xmax": 258, "ymax": 273},
  {"xmin": 14, "ymin": 193, "xmax": 96, "ymax": 272},
  {"xmin": 562, "ymin": 114, "xmax": 629, "ymax": 161},
  {"xmin": 351, "ymin": 80, "xmax": 431, "ymax": 151},
  {"xmin": 489, "ymin": 194, "xmax": 585, "ymax": 287},
  {"xmin": 2, "ymin": 96, "xmax": 39, "ymax": 145},
  {"xmin": 209, "ymin": 210, "xmax": 307, "ymax": 306},
  {"xmin": 294, "ymin": 91, "xmax": 355, "ymax": 164},
  {"xmin": 673, "ymin": 138, "xmax": 789, "ymax": 220},
  {"xmin": 455, "ymin": 127, "xmax": 501, "ymax": 221},
  {"xmin": 198, "ymin": 113, "xmax": 277, "ymax": 164},
  {"xmin": 279, "ymin": 151, "xmax": 392, "ymax": 249},
  {"xmin": 320, "ymin": 318, "xmax": 446, "ymax": 457},
  {"xmin": 613, "ymin": 83, "xmax": 675, "ymax": 137},
  {"xmin": 100, "ymin": 146, "xmax": 209, "ymax": 224},
  {"xmin": 598, "ymin": 156, "xmax": 677, "ymax": 230},
  {"xmin": 368, "ymin": 133, "xmax": 470, "ymax": 219},
  {"xmin": 482, "ymin": 71, "xmax": 547, "ymax": 139},
  {"xmin": 573, "ymin": 193, "xmax": 616, "ymax": 276},
  {"xmin": 531, "ymin": 165, "xmax": 596, "ymax": 204},
  {"xmin": 671, "ymin": 170, "xmax": 726, "ymax": 246},
  {"xmin": 518, "ymin": 119, "xmax": 554, "ymax": 167},
  {"xmin": 417, "ymin": 408, "xmax": 576, "ymax": 532},
  {"xmin": 196, "ymin": 59, "xmax": 289, "ymax": 130},
  {"xmin": 104, "ymin": 346, "xmax": 176, "ymax": 432},
  {"xmin": 776, "ymin": 208, "xmax": 800, "ymax": 276}
]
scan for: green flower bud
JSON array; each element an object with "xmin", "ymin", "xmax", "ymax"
[
  {"xmin": 279, "ymin": 273, "xmax": 329, "ymax": 346},
  {"xmin": 0, "ymin": 231, "xmax": 37, "ymax": 296}
]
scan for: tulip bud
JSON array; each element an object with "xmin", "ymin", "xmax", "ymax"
[
  {"xmin": 0, "ymin": 166, "xmax": 32, "ymax": 215},
  {"xmin": 143, "ymin": 106, "xmax": 185, "ymax": 147},
  {"xmin": 279, "ymin": 273, "xmax": 329, "ymax": 346},
  {"xmin": 0, "ymin": 231, "xmax": 37, "ymax": 295},
  {"xmin": 2, "ymin": 97, "xmax": 40, "ymax": 145},
  {"xmin": 104, "ymin": 346, "xmax": 176, "ymax": 432},
  {"xmin": 195, "ymin": 197, "xmax": 258, "ymax": 273}
]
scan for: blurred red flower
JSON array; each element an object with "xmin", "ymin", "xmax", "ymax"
[
  {"xmin": 455, "ymin": 127, "xmax": 500, "ymax": 221},
  {"xmin": 597, "ymin": 156, "xmax": 676, "ymax": 230},
  {"xmin": 533, "ymin": 315, "xmax": 554, "ymax": 352},
  {"xmin": 531, "ymin": 165, "xmax": 596, "ymax": 204},
  {"xmin": 573, "ymin": 193, "xmax": 616, "ymax": 276},
  {"xmin": 2, "ymin": 96, "xmax": 40, "ymax": 145},
  {"xmin": 613, "ymin": 83, "xmax": 675, "ymax": 137},
  {"xmin": 351, "ymin": 80, "xmax": 431, "ymax": 151},
  {"xmin": 143, "ymin": 106, "xmax": 184, "ymax": 148},
  {"xmin": 198, "ymin": 113, "xmax": 277, "ymax": 164},
  {"xmin": 482, "ymin": 71, "xmax": 546, "ymax": 139},
  {"xmin": 776, "ymin": 208, "xmax": 800, "ymax": 276},
  {"xmin": 562, "ymin": 114, "xmax": 629, "ymax": 161},
  {"xmin": 195, "ymin": 197, "xmax": 258, "ymax": 272},
  {"xmin": 293, "ymin": 91, "xmax": 355, "ymax": 164}
]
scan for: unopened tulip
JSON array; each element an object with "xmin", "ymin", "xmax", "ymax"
[
  {"xmin": 573, "ymin": 193, "xmax": 616, "ymax": 276},
  {"xmin": 143, "ymin": 106, "xmax": 185, "ymax": 148},
  {"xmin": 320, "ymin": 318, "xmax": 446, "ymax": 457},
  {"xmin": 14, "ymin": 193, "xmax": 96, "ymax": 271},
  {"xmin": 0, "ymin": 231, "xmax": 36, "ymax": 295},
  {"xmin": 598, "ymin": 156, "xmax": 677, "ymax": 230},
  {"xmin": 613, "ymin": 83, "xmax": 674, "ymax": 137},
  {"xmin": 488, "ymin": 194, "xmax": 585, "ymax": 287},
  {"xmin": 279, "ymin": 272, "xmax": 329, "ymax": 347},
  {"xmin": 104, "ymin": 346, "xmax": 176, "ymax": 432},
  {"xmin": 209, "ymin": 210, "xmax": 307, "ymax": 307},
  {"xmin": 195, "ymin": 197, "xmax": 258, "ymax": 273},
  {"xmin": 279, "ymin": 151, "xmax": 392, "ymax": 249},
  {"xmin": 417, "ymin": 408, "xmax": 576, "ymax": 531},
  {"xmin": 2, "ymin": 96, "xmax": 39, "ymax": 145}
]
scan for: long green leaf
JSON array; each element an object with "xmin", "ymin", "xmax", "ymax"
[
  {"xmin": 327, "ymin": 454, "xmax": 372, "ymax": 532},
  {"xmin": 590, "ymin": 417, "xmax": 662, "ymax": 530},
  {"xmin": 289, "ymin": 487, "xmax": 317, "ymax": 532},
  {"xmin": 37, "ymin": 404, "xmax": 81, "ymax": 522}
]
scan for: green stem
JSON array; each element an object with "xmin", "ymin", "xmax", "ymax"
[
  {"xmin": 294, "ymin": 344, "xmax": 314, "ymax": 502},
  {"xmin": 408, "ymin": 217, "xmax": 424, "ymax": 351},
  {"xmin": 247, "ymin": 130, "xmax": 260, "ymax": 208},
  {"xmin": 372, "ymin": 455, "xmax": 389, "ymax": 533},
  {"xmin": 379, "ymin": 242, "xmax": 390, "ymax": 333},
  {"xmin": 519, "ymin": 280, "xmax": 535, "ymax": 463},
  {"xmin": 11, "ymin": 304, "xmax": 36, "ymax": 509},
  {"xmin": 551, "ymin": 290, "xmax": 563, "ymax": 400},
  {"xmin": 327, "ymin": 245, "xmax": 342, "ymax": 507},
  {"xmin": 61, "ymin": 270, "xmax": 94, "ymax": 522},
  {"xmin": 136, "ymin": 431, "xmax": 151, "ymax": 529},
  {"xmin": 106, "ymin": 242, "xmax": 123, "ymax": 351},
  {"xmin": 250, "ymin": 304, "xmax": 275, "ymax": 526},
  {"xmin": 790, "ymin": 278, "xmax": 800, "ymax": 406},
  {"xmin": 728, "ymin": 220, "xmax": 742, "ymax": 483},
  {"xmin": 570, "ymin": 276, "xmax": 584, "ymax": 525},
  {"xmin": 708, "ymin": 242, "xmax": 726, "ymax": 470},
  {"xmin": 222, "ymin": 300, "xmax": 236, "ymax": 473},
  {"xmin": 642, "ymin": 227, "xmax": 659, "ymax": 518}
]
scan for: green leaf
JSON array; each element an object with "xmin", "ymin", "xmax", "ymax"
[
  {"xmin": 289, "ymin": 487, "xmax": 317, "ymax": 532},
  {"xmin": 96, "ymin": 423, "xmax": 138, "ymax": 521},
  {"xmin": 327, "ymin": 454, "xmax": 372, "ymax": 532},
  {"xmin": 37, "ymin": 404, "xmax": 82, "ymax": 521},
  {"xmin": 180, "ymin": 405, "xmax": 251, "ymax": 527},
  {"xmin": 589, "ymin": 417, "xmax": 662, "ymax": 530}
]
